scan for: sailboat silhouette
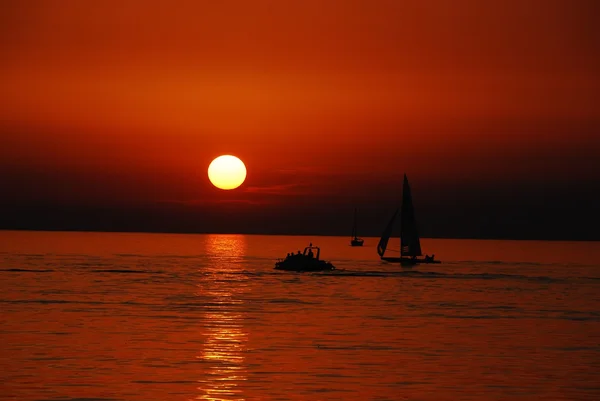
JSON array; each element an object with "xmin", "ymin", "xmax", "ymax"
[
  {"xmin": 350, "ymin": 208, "xmax": 364, "ymax": 246},
  {"xmin": 377, "ymin": 174, "xmax": 440, "ymax": 265}
]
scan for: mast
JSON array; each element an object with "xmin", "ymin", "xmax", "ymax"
[
  {"xmin": 352, "ymin": 208, "xmax": 357, "ymax": 239},
  {"xmin": 400, "ymin": 174, "xmax": 422, "ymax": 257}
]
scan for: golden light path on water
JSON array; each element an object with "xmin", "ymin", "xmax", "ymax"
[{"xmin": 197, "ymin": 235, "xmax": 249, "ymax": 401}]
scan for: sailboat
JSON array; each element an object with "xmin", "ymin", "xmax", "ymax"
[
  {"xmin": 350, "ymin": 208, "xmax": 364, "ymax": 246},
  {"xmin": 377, "ymin": 174, "xmax": 440, "ymax": 265}
]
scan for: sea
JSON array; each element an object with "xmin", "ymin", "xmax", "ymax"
[{"xmin": 1, "ymin": 230, "xmax": 599, "ymax": 401}]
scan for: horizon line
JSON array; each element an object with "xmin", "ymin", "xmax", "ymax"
[{"xmin": 1, "ymin": 228, "xmax": 598, "ymax": 243}]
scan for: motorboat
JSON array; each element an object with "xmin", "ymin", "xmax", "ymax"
[{"xmin": 275, "ymin": 243, "xmax": 335, "ymax": 272}]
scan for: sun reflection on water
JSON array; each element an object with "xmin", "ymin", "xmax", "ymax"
[{"xmin": 197, "ymin": 234, "xmax": 248, "ymax": 401}]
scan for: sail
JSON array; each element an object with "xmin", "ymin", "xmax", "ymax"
[
  {"xmin": 400, "ymin": 174, "xmax": 422, "ymax": 257},
  {"xmin": 377, "ymin": 209, "xmax": 398, "ymax": 256}
]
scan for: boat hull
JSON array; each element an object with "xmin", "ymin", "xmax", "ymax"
[
  {"xmin": 274, "ymin": 259, "xmax": 335, "ymax": 272},
  {"xmin": 381, "ymin": 257, "xmax": 441, "ymax": 265},
  {"xmin": 350, "ymin": 239, "xmax": 364, "ymax": 246}
]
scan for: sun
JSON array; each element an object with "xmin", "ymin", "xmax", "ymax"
[{"xmin": 208, "ymin": 155, "xmax": 247, "ymax": 190}]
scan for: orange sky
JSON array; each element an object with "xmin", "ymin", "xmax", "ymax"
[{"xmin": 1, "ymin": 0, "xmax": 599, "ymax": 238}]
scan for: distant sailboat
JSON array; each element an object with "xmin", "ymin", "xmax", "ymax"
[
  {"xmin": 377, "ymin": 174, "xmax": 440, "ymax": 265},
  {"xmin": 350, "ymin": 208, "xmax": 364, "ymax": 246}
]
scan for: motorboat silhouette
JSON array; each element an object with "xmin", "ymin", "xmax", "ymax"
[{"xmin": 275, "ymin": 243, "xmax": 335, "ymax": 272}]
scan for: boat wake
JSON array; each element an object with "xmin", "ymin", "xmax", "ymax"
[{"xmin": 318, "ymin": 269, "xmax": 562, "ymax": 283}]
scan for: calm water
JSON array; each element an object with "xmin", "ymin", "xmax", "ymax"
[{"xmin": 1, "ymin": 231, "xmax": 599, "ymax": 401}]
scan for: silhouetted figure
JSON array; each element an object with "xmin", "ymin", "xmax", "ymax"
[
  {"xmin": 431, "ymin": 254, "xmax": 435, "ymax": 261},
  {"xmin": 308, "ymin": 248, "xmax": 314, "ymax": 258}
]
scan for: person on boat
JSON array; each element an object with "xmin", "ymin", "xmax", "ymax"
[
  {"xmin": 424, "ymin": 254, "xmax": 431, "ymax": 262},
  {"xmin": 431, "ymin": 254, "xmax": 435, "ymax": 261},
  {"xmin": 307, "ymin": 248, "xmax": 314, "ymax": 258}
]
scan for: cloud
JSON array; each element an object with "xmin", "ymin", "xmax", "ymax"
[
  {"xmin": 156, "ymin": 198, "xmax": 272, "ymax": 206},
  {"xmin": 242, "ymin": 183, "xmax": 308, "ymax": 195},
  {"xmin": 274, "ymin": 167, "xmax": 323, "ymax": 175},
  {"xmin": 243, "ymin": 168, "xmax": 365, "ymax": 196}
]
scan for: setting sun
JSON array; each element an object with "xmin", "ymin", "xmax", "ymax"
[{"xmin": 208, "ymin": 155, "xmax": 247, "ymax": 190}]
